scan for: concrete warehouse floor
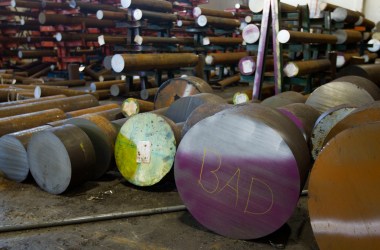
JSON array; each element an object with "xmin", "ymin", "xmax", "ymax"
[{"xmin": 0, "ymin": 169, "xmax": 318, "ymax": 250}]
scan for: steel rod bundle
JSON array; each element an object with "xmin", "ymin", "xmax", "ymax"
[
  {"xmin": 0, "ymin": 94, "xmax": 99, "ymax": 118},
  {"xmin": 111, "ymin": 53, "xmax": 199, "ymax": 72},
  {"xmin": 115, "ymin": 113, "xmax": 181, "ymax": 186},
  {"xmin": 0, "ymin": 125, "xmax": 53, "ymax": 182},
  {"xmin": 205, "ymin": 52, "xmax": 249, "ymax": 66},
  {"xmin": 305, "ymin": 76, "xmax": 379, "ymax": 113},
  {"xmin": 277, "ymin": 30, "xmax": 337, "ymax": 44},
  {"xmin": 0, "ymin": 108, "xmax": 66, "ymax": 137},
  {"xmin": 28, "ymin": 124, "xmax": 96, "ymax": 194},
  {"xmin": 309, "ymin": 122, "xmax": 380, "ymax": 250},
  {"xmin": 283, "ymin": 59, "xmax": 332, "ymax": 77},
  {"xmin": 175, "ymin": 103, "xmax": 310, "ymax": 239}
]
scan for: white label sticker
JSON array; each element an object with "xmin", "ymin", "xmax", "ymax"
[
  {"xmin": 242, "ymin": 60, "xmax": 253, "ymax": 74},
  {"xmin": 137, "ymin": 141, "xmax": 152, "ymax": 164},
  {"xmin": 235, "ymin": 94, "xmax": 249, "ymax": 104}
]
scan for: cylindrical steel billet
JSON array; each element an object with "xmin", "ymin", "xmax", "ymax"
[
  {"xmin": 133, "ymin": 9, "xmax": 177, "ymax": 22},
  {"xmin": 323, "ymin": 102, "xmax": 380, "ymax": 147},
  {"xmin": 205, "ymin": 52, "xmax": 249, "ymax": 66},
  {"xmin": 277, "ymin": 30, "xmax": 338, "ymax": 44},
  {"xmin": 165, "ymin": 93, "xmax": 227, "ymax": 123},
  {"xmin": 175, "ymin": 103, "xmax": 310, "ymax": 239},
  {"xmin": 196, "ymin": 15, "xmax": 241, "ymax": 29},
  {"xmin": 18, "ymin": 50, "xmax": 57, "ymax": 59},
  {"xmin": 110, "ymin": 84, "xmax": 126, "ymax": 97},
  {"xmin": 336, "ymin": 52, "xmax": 360, "ymax": 68},
  {"xmin": 202, "ymin": 36, "xmax": 243, "ymax": 46},
  {"xmin": 333, "ymin": 29, "xmax": 362, "ymax": 44},
  {"xmin": 38, "ymin": 12, "xmax": 116, "ymax": 28},
  {"xmin": 140, "ymin": 87, "xmax": 158, "ymax": 100},
  {"xmin": 34, "ymin": 86, "xmax": 97, "ymax": 99},
  {"xmin": 10, "ymin": 0, "xmax": 40, "ymax": 8},
  {"xmin": 261, "ymin": 91, "xmax": 306, "ymax": 108},
  {"xmin": 181, "ymin": 103, "xmax": 232, "ymax": 137},
  {"xmin": 0, "ymin": 94, "xmax": 66, "ymax": 108},
  {"xmin": 134, "ymin": 35, "xmax": 194, "ymax": 46},
  {"xmin": 331, "ymin": 7, "xmax": 361, "ymax": 23},
  {"xmin": 0, "ymin": 108, "xmax": 66, "ymax": 137},
  {"xmin": 115, "ymin": 113, "xmax": 180, "ymax": 186},
  {"xmin": 176, "ymin": 19, "xmax": 195, "ymax": 27},
  {"xmin": 121, "ymin": 0, "xmax": 172, "ymax": 12},
  {"xmin": 154, "ymin": 76, "xmax": 213, "ymax": 109},
  {"xmin": 90, "ymin": 80, "xmax": 125, "ymax": 91},
  {"xmin": 331, "ymin": 76, "xmax": 380, "ymax": 99},
  {"xmin": 337, "ymin": 64, "xmax": 380, "ymax": 87},
  {"xmin": 38, "ymin": 79, "xmax": 86, "ymax": 87},
  {"xmin": 96, "ymin": 10, "xmax": 128, "ymax": 21},
  {"xmin": 239, "ymin": 56, "xmax": 256, "ymax": 76},
  {"xmin": 121, "ymin": 98, "xmax": 154, "ymax": 117},
  {"xmin": 311, "ymin": 105, "xmax": 357, "ymax": 160},
  {"xmin": 0, "ymin": 125, "xmax": 52, "ymax": 182},
  {"xmin": 28, "ymin": 124, "xmax": 96, "ymax": 194},
  {"xmin": 0, "ymin": 94, "xmax": 99, "ymax": 118},
  {"xmin": 70, "ymin": 0, "xmax": 122, "ymax": 13},
  {"xmin": 242, "ymin": 24, "xmax": 260, "ymax": 44},
  {"xmin": 66, "ymin": 103, "xmax": 120, "ymax": 118},
  {"xmin": 277, "ymin": 103, "xmax": 321, "ymax": 144},
  {"xmin": 218, "ymin": 74, "xmax": 241, "ymax": 88},
  {"xmin": 283, "ymin": 59, "xmax": 331, "ymax": 77},
  {"xmin": 111, "ymin": 53, "xmax": 199, "ymax": 73},
  {"xmin": 55, "ymin": 32, "xmax": 99, "ymax": 42},
  {"xmin": 193, "ymin": 7, "xmax": 235, "ymax": 19},
  {"xmin": 65, "ymin": 114, "xmax": 118, "ymax": 180},
  {"xmin": 305, "ymin": 80, "xmax": 377, "ymax": 113},
  {"xmin": 98, "ymin": 35, "xmax": 127, "ymax": 46},
  {"xmin": 309, "ymin": 122, "xmax": 380, "ymax": 250}
]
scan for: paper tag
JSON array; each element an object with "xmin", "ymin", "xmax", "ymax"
[
  {"xmin": 136, "ymin": 141, "xmax": 152, "ymax": 164},
  {"xmin": 234, "ymin": 93, "xmax": 249, "ymax": 105}
]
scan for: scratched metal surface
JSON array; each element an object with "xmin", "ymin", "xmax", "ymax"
[
  {"xmin": 310, "ymin": 104, "xmax": 356, "ymax": 161},
  {"xmin": 261, "ymin": 91, "xmax": 306, "ymax": 108},
  {"xmin": 175, "ymin": 103, "xmax": 311, "ymax": 239},
  {"xmin": 309, "ymin": 122, "xmax": 380, "ymax": 249}
]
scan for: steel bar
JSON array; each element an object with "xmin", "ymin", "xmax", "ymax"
[
  {"xmin": 0, "ymin": 94, "xmax": 66, "ymax": 108},
  {"xmin": 311, "ymin": 104, "xmax": 356, "ymax": 160},
  {"xmin": 28, "ymin": 124, "xmax": 96, "ymax": 194},
  {"xmin": 261, "ymin": 91, "xmax": 306, "ymax": 108},
  {"xmin": 66, "ymin": 103, "xmax": 120, "ymax": 118},
  {"xmin": 133, "ymin": 9, "xmax": 177, "ymax": 22},
  {"xmin": 10, "ymin": 0, "xmax": 40, "ymax": 9},
  {"xmin": 277, "ymin": 30, "xmax": 337, "ymax": 44},
  {"xmin": 110, "ymin": 84, "xmax": 126, "ymax": 97},
  {"xmin": 98, "ymin": 35, "xmax": 127, "ymax": 46},
  {"xmin": 65, "ymin": 114, "xmax": 118, "ymax": 180},
  {"xmin": 18, "ymin": 50, "xmax": 57, "ymax": 59},
  {"xmin": 134, "ymin": 35, "xmax": 194, "ymax": 45},
  {"xmin": 217, "ymin": 74, "xmax": 241, "ymax": 89},
  {"xmin": 140, "ymin": 87, "xmax": 158, "ymax": 100},
  {"xmin": 283, "ymin": 59, "xmax": 331, "ymax": 77},
  {"xmin": 309, "ymin": 122, "xmax": 380, "ymax": 250},
  {"xmin": 333, "ymin": 29, "xmax": 362, "ymax": 44},
  {"xmin": 121, "ymin": 0, "xmax": 173, "ymax": 13},
  {"xmin": 55, "ymin": 32, "xmax": 99, "ymax": 42},
  {"xmin": 29, "ymin": 65, "xmax": 53, "ymax": 78},
  {"xmin": 38, "ymin": 12, "xmax": 116, "ymax": 28},
  {"xmin": 202, "ymin": 37, "xmax": 243, "ymax": 46},
  {"xmin": 92, "ymin": 90, "xmax": 110, "ymax": 100},
  {"xmin": 242, "ymin": 24, "xmax": 261, "ymax": 44},
  {"xmin": 111, "ymin": 53, "xmax": 199, "ymax": 72},
  {"xmin": 0, "ymin": 205, "xmax": 186, "ymax": 233},
  {"xmin": 38, "ymin": 79, "xmax": 86, "ymax": 87},
  {"xmin": 0, "ymin": 9, "xmax": 39, "ymax": 18},
  {"xmin": 331, "ymin": 7, "xmax": 361, "ymax": 23},
  {"xmin": 0, "ymin": 108, "xmax": 66, "ymax": 137},
  {"xmin": 154, "ymin": 76, "xmax": 213, "ymax": 109},
  {"xmin": 196, "ymin": 15, "xmax": 241, "ymax": 29},
  {"xmin": 305, "ymin": 76, "xmax": 379, "ymax": 113},
  {"xmin": 70, "ymin": 0, "xmax": 123, "ymax": 13},
  {"xmin": 90, "ymin": 80, "xmax": 125, "ymax": 91},
  {"xmin": 336, "ymin": 52, "xmax": 360, "ymax": 68},
  {"xmin": 175, "ymin": 103, "xmax": 310, "ymax": 239},
  {"xmin": 121, "ymin": 98, "xmax": 154, "ymax": 117},
  {"xmin": 363, "ymin": 52, "xmax": 378, "ymax": 63},
  {"xmin": 319, "ymin": 2, "xmax": 339, "ymax": 12},
  {"xmin": 96, "ymin": 10, "xmax": 129, "ymax": 21},
  {"xmin": 193, "ymin": 7, "xmax": 235, "ymax": 19},
  {"xmin": 0, "ymin": 125, "xmax": 53, "ymax": 182},
  {"xmin": 34, "ymin": 86, "xmax": 97, "ymax": 98},
  {"xmin": 0, "ymin": 94, "xmax": 98, "ymax": 118},
  {"xmin": 115, "ymin": 113, "xmax": 180, "ymax": 186},
  {"xmin": 205, "ymin": 52, "xmax": 249, "ymax": 66}
]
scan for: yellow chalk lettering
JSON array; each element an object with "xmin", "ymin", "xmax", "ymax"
[
  {"xmin": 218, "ymin": 168, "xmax": 240, "ymax": 207},
  {"xmin": 244, "ymin": 177, "xmax": 274, "ymax": 215},
  {"xmin": 198, "ymin": 148, "xmax": 221, "ymax": 194}
]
